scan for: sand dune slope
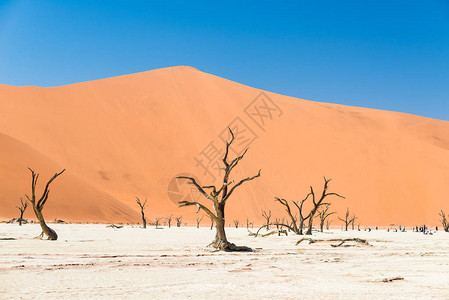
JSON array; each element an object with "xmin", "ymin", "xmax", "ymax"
[{"xmin": 0, "ymin": 66, "xmax": 448, "ymax": 225}]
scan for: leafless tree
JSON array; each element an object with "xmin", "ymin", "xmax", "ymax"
[
  {"xmin": 196, "ymin": 215, "xmax": 204, "ymax": 228},
  {"xmin": 317, "ymin": 204, "xmax": 335, "ymax": 232},
  {"xmin": 16, "ymin": 197, "xmax": 28, "ymax": 226},
  {"xmin": 233, "ymin": 220, "xmax": 239, "ymax": 228},
  {"xmin": 338, "ymin": 208, "xmax": 356, "ymax": 231},
  {"xmin": 177, "ymin": 128, "xmax": 261, "ymax": 251},
  {"xmin": 166, "ymin": 214, "xmax": 173, "ymax": 228},
  {"xmin": 209, "ymin": 215, "xmax": 214, "ymax": 230},
  {"xmin": 262, "ymin": 210, "xmax": 272, "ymax": 230},
  {"xmin": 305, "ymin": 177, "xmax": 345, "ymax": 235},
  {"xmin": 273, "ymin": 178, "xmax": 343, "ymax": 236},
  {"xmin": 439, "ymin": 210, "xmax": 449, "ymax": 232},
  {"xmin": 136, "ymin": 197, "xmax": 147, "ymax": 228},
  {"xmin": 155, "ymin": 217, "xmax": 162, "ymax": 228},
  {"xmin": 246, "ymin": 218, "xmax": 253, "ymax": 229},
  {"xmin": 326, "ymin": 219, "xmax": 331, "ymax": 230},
  {"xmin": 25, "ymin": 168, "xmax": 65, "ymax": 240},
  {"xmin": 176, "ymin": 216, "xmax": 183, "ymax": 227}
]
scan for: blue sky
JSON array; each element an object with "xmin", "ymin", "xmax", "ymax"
[{"xmin": 0, "ymin": 0, "xmax": 448, "ymax": 120}]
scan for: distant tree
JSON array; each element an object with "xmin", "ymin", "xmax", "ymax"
[
  {"xmin": 176, "ymin": 216, "xmax": 183, "ymax": 227},
  {"xmin": 166, "ymin": 214, "xmax": 173, "ymax": 228},
  {"xmin": 317, "ymin": 204, "xmax": 335, "ymax": 232},
  {"xmin": 135, "ymin": 197, "xmax": 147, "ymax": 228},
  {"xmin": 439, "ymin": 210, "xmax": 449, "ymax": 232},
  {"xmin": 233, "ymin": 220, "xmax": 239, "ymax": 228},
  {"xmin": 209, "ymin": 215, "xmax": 214, "ymax": 230},
  {"xmin": 25, "ymin": 168, "xmax": 65, "ymax": 240},
  {"xmin": 177, "ymin": 128, "xmax": 261, "ymax": 251},
  {"xmin": 338, "ymin": 208, "xmax": 356, "ymax": 231},
  {"xmin": 262, "ymin": 210, "xmax": 272, "ymax": 230},
  {"xmin": 326, "ymin": 219, "xmax": 331, "ymax": 230},
  {"xmin": 305, "ymin": 178, "xmax": 345, "ymax": 235},
  {"xmin": 155, "ymin": 217, "xmax": 162, "ymax": 228},
  {"xmin": 16, "ymin": 197, "xmax": 28, "ymax": 226},
  {"xmin": 246, "ymin": 218, "xmax": 253, "ymax": 229},
  {"xmin": 196, "ymin": 216, "xmax": 204, "ymax": 228}
]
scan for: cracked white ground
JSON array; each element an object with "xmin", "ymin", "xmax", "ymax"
[{"xmin": 1, "ymin": 224, "xmax": 449, "ymax": 299}]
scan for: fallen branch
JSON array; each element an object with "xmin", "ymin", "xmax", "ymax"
[
  {"xmin": 107, "ymin": 224, "xmax": 123, "ymax": 229},
  {"xmin": 382, "ymin": 276, "xmax": 404, "ymax": 283},
  {"xmin": 296, "ymin": 237, "xmax": 371, "ymax": 246}
]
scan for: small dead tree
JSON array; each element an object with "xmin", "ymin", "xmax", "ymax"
[
  {"xmin": 155, "ymin": 217, "xmax": 162, "ymax": 228},
  {"xmin": 177, "ymin": 128, "xmax": 261, "ymax": 251},
  {"xmin": 176, "ymin": 216, "xmax": 183, "ymax": 227},
  {"xmin": 246, "ymin": 218, "xmax": 253, "ymax": 229},
  {"xmin": 135, "ymin": 197, "xmax": 147, "ymax": 228},
  {"xmin": 338, "ymin": 208, "xmax": 356, "ymax": 231},
  {"xmin": 262, "ymin": 210, "xmax": 272, "ymax": 230},
  {"xmin": 196, "ymin": 215, "xmax": 204, "ymax": 228},
  {"xmin": 209, "ymin": 215, "xmax": 214, "ymax": 230},
  {"xmin": 439, "ymin": 210, "xmax": 449, "ymax": 232},
  {"xmin": 16, "ymin": 197, "xmax": 28, "ymax": 226},
  {"xmin": 317, "ymin": 204, "xmax": 335, "ymax": 232},
  {"xmin": 233, "ymin": 220, "xmax": 239, "ymax": 228},
  {"xmin": 305, "ymin": 177, "xmax": 345, "ymax": 235},
  {"xmin": 326, "ymin": 219, "xmax": 331, "ymax": 230},
  {"xmin": 166, "ymin": 214, "xmax": 173, "ymax": 228},
  {"xmin": 26, "ymin": 168, "xmax": 65, "ymax": 240}
]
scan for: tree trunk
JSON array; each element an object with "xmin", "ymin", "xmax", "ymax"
[
  {"xmin": 298, "ymin": 219, "xmax": 304, "ymax": 235},
  {"xmin": 33, "ymin": 206, "xmax": 57, "ymax": 240},
  {"xmin": 320, "ymin": 219, "xmax": 324, "ymax": 232},
  {"xmin": 141, "ymin": 211, "xmax": 146, "ymax": 229},
  {"xmin": 19, "ymin": 211, "xmax": 24, "ymax": 226}
]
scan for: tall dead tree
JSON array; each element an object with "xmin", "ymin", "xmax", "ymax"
[
  {"xmin": 136, "ymin": 197, "xmax": 147, "ymax": 228},
  {"xmin": 439, "ymin": 210, "xmax": 449, "ymax": 232},
  {"xmin": 176, "ymin": 216, "xmax": 183, "ymax": 227},
  {"xmin": 305, "ymin": 177, "xmax": 345, "ymax": 235},
  {"xmin": 177, "ymin": 128, "xmax": 261, "ymax": 251},
  {"xmin": 262, "ymin": 210, "xmax": 272, "ymax": 230},
  {"xmin": 25, "ymin": 168, "xmax": 65, "ymax": 240},
  {"xmin": 338, "ymin": 207, "xmax": 356, "ymax": 231},
  {"xmin": 317, "ymin": 204, "xmax": 335, "ymax": 232},
  {"xmin": 196, "ymin": 215, "xmax": 204, "ymax": 228},
  {"xmin": 17, "ymin": 197, "xmax": 28, "ymax": 226}
]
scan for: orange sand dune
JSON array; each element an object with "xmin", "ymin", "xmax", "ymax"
[{"xmin": 0, "ymin": 66, "xmax": 448, "ymax": 226}]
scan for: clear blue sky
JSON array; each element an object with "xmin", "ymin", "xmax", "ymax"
[{"xmin": 1, "ymin": 0, "xmax": 448, "ymax": 120}]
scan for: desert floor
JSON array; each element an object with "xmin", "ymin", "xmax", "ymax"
[{"xmin": 1, "ymin": 224, "xmax": 449, "ymax": 299}]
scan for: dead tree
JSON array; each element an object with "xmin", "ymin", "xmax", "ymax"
[
  {"xmin": 439, "ymin": 210, "xmax": 449, "ymax": 232},
  {"xmin": 136, "ymin": 197, "xmax": 147, "ymax": 228},
  {"xmin": 317, "ymin": 204, "xmax": 335, "ymax": 232},
  {"xmin": 326, "ymin": 219, "xmax": 331, "ymax": 230},
  {"xmin": 196, "ymin": 216, "xmax": 204, "ymax": 228},
  {"xmin": 155, "ymin": 217, "xmax": 162, "ymax": 228},
  {"xmin": 209, "ymin": 215, "xmax": 214, "ymax": 230},
  {"xmin": 177, "ymin": 128, "xmax": 261, "ymax": 251},
  {"xmin": 176, "ymin": 216, "xmax": 183, "ymax": 227},
  {"xmin": 305, "ymin": 177, "xmax": 345, "ymax": 235},
  {"xmin": 262, "ymin": 210, "xmax": 272, "ymax": 230},
  {"xmin": 166, "ymin": 214, "xmax": 173, "ymax": 228},
  {"xmin": 246, "ymin": 218, "xmax": 253, "ymax": 229},
  {"xmin": 25, "ymin": 168, "xmax": 65, "ymax": 240},
  {"xmin": 16, "ymin": 197, "xmax": 28, "ymax": 226},
  {"xmin": 338, "ymin": 207, "xmax": 356, "ymax": 231},
  {"xmin": 233, "ymin": 220, "xmax": 239, "ymax": 228}
]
